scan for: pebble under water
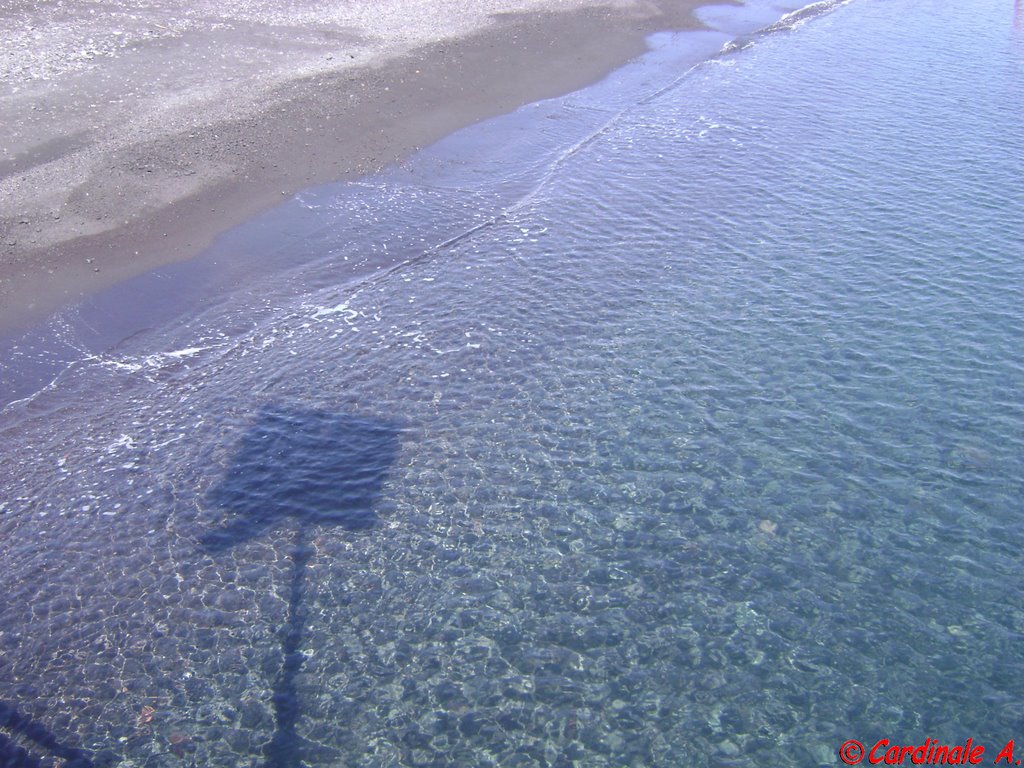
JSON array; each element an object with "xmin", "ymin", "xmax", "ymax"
[{"xmin": 2, "ymin": 0, "xmax": 1024, "ymax": 766}]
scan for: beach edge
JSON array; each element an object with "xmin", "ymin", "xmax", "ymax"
[{"xmin": 0, "ymin": 0, "xmax": 712, "ymax": 334}]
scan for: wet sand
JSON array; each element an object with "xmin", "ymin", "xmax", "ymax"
[{"xmin": 0, "ymin": 0, "xmax": 708, "ymax": 334}]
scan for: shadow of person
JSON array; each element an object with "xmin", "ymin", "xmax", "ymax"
[
  {"xmin": 0, "ymin": 700, "xmax": 97, "ymax": 767},
  {"xmin": 200, "ymin": 404, "xmax": 401, "ymax": 768}
]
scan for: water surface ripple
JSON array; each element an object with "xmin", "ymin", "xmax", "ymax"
[{"xmin": 2, "ymin": 0, "xmax": 1023, "ymax": 766}]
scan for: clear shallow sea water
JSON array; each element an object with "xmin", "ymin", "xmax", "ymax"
[{"xmin": 2, "ymin": 0, "xmax": 1024, "ymax": 766}]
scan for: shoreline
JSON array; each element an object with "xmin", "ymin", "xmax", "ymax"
[{"xmin": 0, "ymin": 0, "xmax": 711, "ymax": 335}]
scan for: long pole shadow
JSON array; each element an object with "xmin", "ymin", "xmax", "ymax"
[
  {"xmin": 201, "ymin": 405, "xmax": 400, "ymax": 768},
  {"xmin": 263, "ymin": 525, "xmax": 313, "ymax": 768}
]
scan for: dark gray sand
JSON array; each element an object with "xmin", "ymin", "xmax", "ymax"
[{"xmin": 0, "ymin": 0, "xmax": 708, "ymax": 333}]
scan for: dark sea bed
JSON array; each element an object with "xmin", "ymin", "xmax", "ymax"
[{"xmin": 2, "ymin": 0, "xmax": 1024, "ymax": 766}]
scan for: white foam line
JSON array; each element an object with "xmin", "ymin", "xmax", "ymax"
[
  {"xmin": 355, "ymin": 0, "xmax": 860, "ymax": 289},
  {"xmin": 0, "ymin": 352, "xmax": 103, "ymax": 417}
]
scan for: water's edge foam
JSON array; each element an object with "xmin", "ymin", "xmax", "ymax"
[{"xmin": 0, "ymin": 0, "xmax": 846, "ymax": 417}]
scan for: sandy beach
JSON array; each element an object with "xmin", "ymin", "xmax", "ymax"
[
  {"xmin": 5, "ymin": 0, "xmax": 1024, "ymax": 764},
  {"xmin": 0, "ymin": 0, "xmax": 707, "ymax": 334}
]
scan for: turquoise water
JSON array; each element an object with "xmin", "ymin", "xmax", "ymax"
[{"xmin": 2, "ymin": 0, "xmax": 1024, "ymax": 766}]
